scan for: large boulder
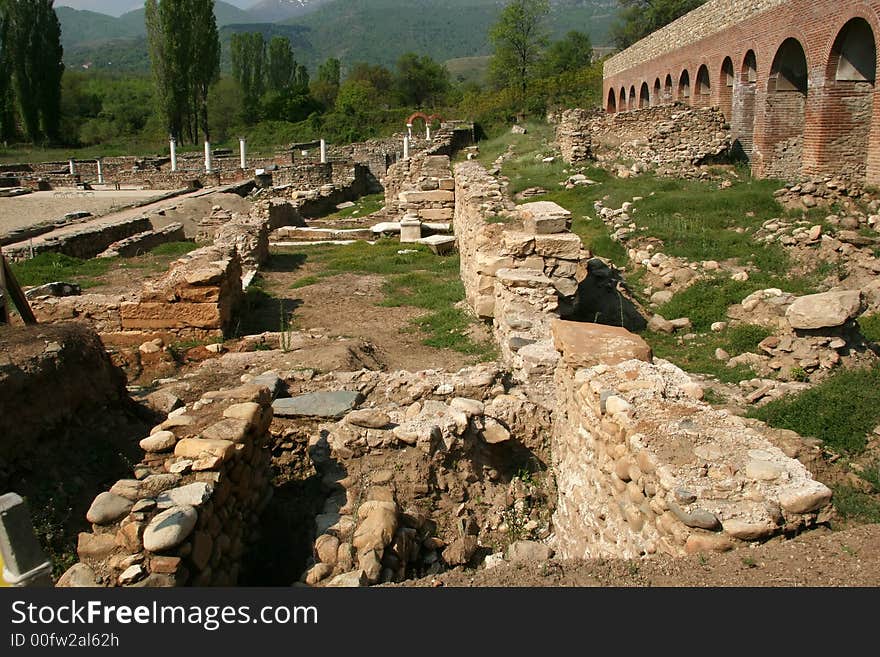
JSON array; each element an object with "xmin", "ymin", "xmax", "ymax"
[{"xmin": 785, "ymin": 290, "xmax": 864, "ymax": 330}]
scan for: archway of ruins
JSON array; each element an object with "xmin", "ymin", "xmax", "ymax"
[
  {"xmin": 619, "ymin": 87, "xmax": 627, "ymax": 111},
  {"xmin": 695, "ymin": 64, "xmax": 711, "ymax": 107},
  {"xmin": 607, "ymin": 88, "xmax": 617, "ymax": 113},
  {"xmin": 664, "ymin": 74, "xmax": 673, "ymax": 102},
  {"xmin": 732, "ymin": 49, "xmax": 758, "ymax": 160},
  {"xmin": 719, "ymin": 56, "xmax": 735, "ymax": 120},
  {"xmin": 629, "ymin": 85, "xmax": 637, "ymax": 110},
  {"xmin": 763, "ymin": 38, "xmax": 809, "ymax": 179},
  {"xmin": 405, "ymin": 112, "xmax": 443, "ymax": 138},
  {"xmin": 678, "ymin": 69, "xmax": 691, "ymax": 102},
  {"xmin": 653, "ymin": 78, "xmax": 661, "ymax": 106},
  {"xmin": 810, "ymin": 17, "xmax": 877, "ymax": 180},
  {"xmin": 640, "ymin": 81, "xmax": 650, "ymax": 108}
]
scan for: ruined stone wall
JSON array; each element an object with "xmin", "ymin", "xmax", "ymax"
[
  {"xmin": 550, "ymin": 320, "xmax": 834, "ymax": 558},
  {"xmin": 555, "ymin": 109, "xmax": 596, "ymax": 163},
  {"xmin": 57, "ymin": 383, "xmax": 274, "ymax": 587},
  {"xmin": 4, "ymin": 217, "xmax": 152, "ymax": 262},
  {"xmin": 385, "ymin": 154, "xmax": 456, "ymax": 223},
  {"xmin": 602, "ymin": 0, "xmax": 880, "ymax": 185}
]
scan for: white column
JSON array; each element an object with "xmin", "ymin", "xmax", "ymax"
[
  {"xmin": 407, "ymin": 123, "xmax": 413, "ymax": 139},
  {"xmin": 320, "ymin": 139, "xmax": 327, "ymax": 164},
  {"xmin": 204, "ymin": 141, "xmax": 213, "ymax": 174},
  {"xmin": 426, "ymin": 125, "xmax": 431, "ymax": 141},
  {"xmin": 96, "ymin": 158, "xmax": 104, "ymax": 184},
  {"xmin": 68, "ymin": 159, "xmax": 76, "ymax": 176},
  {"xmin": 239, "ymin": 137, "xmax": 247, "ymax": 170},
  {"xmin": 403, "ymin": 135, "xmax": 410, "ymax": 160},
  {"xmin": 0, "ymin": 493, "xmax": 53, "ymax": 587},
  {"xmin": 170, "ymin": 138, "xmax": 178, "ymax": 172}
]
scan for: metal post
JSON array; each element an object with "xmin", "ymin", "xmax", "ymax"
[
  {"xmin": 0, "ymin": 494, "xmax": 53, "ymax": 587},
  {"xmin": 96, "ymin": 158, "xmax": 104, "ymax": 185},
  {"xmin": 320, "ymin": 139, "xmax": 327, "ymax": 164},
  {"xmin": 170, "ymin": 138, "xmax": 178, "ymax": 172},
  {"xmin": 239, "ymin": 137, "xmax": 247, "ymax": 170},
  {"xmin": 204, "ymin": 140, "xmax": 213, "ymax": 174}
]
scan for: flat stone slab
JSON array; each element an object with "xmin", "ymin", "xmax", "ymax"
[
  {"xmin": 418, "ymin": 235, "xmax": 457, "ymax": 255},
  {"xmin": 496, "ymin": 267, "xmax": 552, "ymax": 288},
  {"xmin": 551, "ymin": 320, "xmax": 653, "ymax": 369},
  {"xmin": 371, "ymin": 222, "xmax": 401, "ymax": 234},
  {"xmin": 785, "ymin": 290, "xmax": 864, "ymax": 329},
  {"xmin": 273, "ymin": 391, "xmax": 362, "ymax": 419}
]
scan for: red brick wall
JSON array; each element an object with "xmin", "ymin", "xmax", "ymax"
[{"xmin": 603, "ymin": 1, "xmax": 880, "ymax": 185}]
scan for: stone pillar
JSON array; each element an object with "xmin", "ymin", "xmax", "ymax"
[
  {"xmin": 320, "ymin": 139, "xmax": 327, "ymax": 164},
  {"xmin": 96, "ymin": 158, "xmax": 104, "ymax": 184},
  {"xmin": 239, "ymin": 137, "xmax": 247, "ymax": 170},
  {"xmin": 0, "ymin": 494, "xmax": 52, "ymax": 587},
  {"xmin": 204, "ymin": 140, "xmax": 213, "ymax": 174},
  {"xmin": 400, "ymin": 213, "xmax": 422, "ymax": 243},
  {"xmin": 170, "ymin": 138, "xmax": 178, "ymax": 172},
  {"xmin": 407, "ymin": 123, "xmax": 413, "ymax": 139},
  {"xmin": 403, "ymin": 135, "xmax": 410, "ymax": 160},
  {"xmin": 68, "ymin": 159, "xmax": 76, "ymax": 176},
  {"xmin": 426, "ymin": 125, "xmax": 431, "ymax": 141}
]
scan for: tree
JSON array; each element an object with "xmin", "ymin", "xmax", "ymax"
[
  {"xmin": 540, "ymin": 30, "xmax": 592, "ymax": 77},
  {"xmin": 348, "ymin": 62, "xmax": 394, "ymax": 100},
  {"xmin": 611, "ymin": 0, "xmax": 706, "ymax": 50},
  {"xmin": 394, "ymin": 53, "xmax": 449, "ymax": 108},
  {"xmin": 488, "ymin": 0, "xmax": 550, "ymax": 98},
  {"xmin": 0, "ymin": 6, "xmax": 13, "ymax": 143},
  {"xmin": 34, "ymin": 0, "xmax": 64, "ymax": 141},
  {"xmin": 311, "ymin": 58, "xmax": 341, "ymax": 109},
  {"xmin": 231, "ymin": 32, "xmax": 266, "ymax": 123},
  {"xmin": 146, "ymin": 0, "xmax": 219, "ymax": 144},
  {"xmin": 266, "ymin": 36, "xmax": 295, "ymax": 94},
  {"xmin": 187, "ymin": 0, "xmax": 220, "ymax": 141}
]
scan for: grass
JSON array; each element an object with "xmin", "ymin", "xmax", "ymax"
[
  {"xmin": 647, "ymin": 323, "xmax": 771, "ymax": 383},
  {"xmin": 750, "ymin": 366, "xmax": 880, "ymax": 455},
  {"xmin": 831, "ymin": 485, "xmax": 880, "ymax": 524},
  {"xmin": 8, "ymin": 241, "xmax": 200, "ymax": 289},
  {"xmin": 858, "ymin": 313, "xmax": 880, "ymax": 343},
  {"xmin": 324, "ymin": 193, "xmax": 386, "ymax": 220},
  {"xmin": 289, "ymin": 275, "xmax": 322, "ymax": 290}
]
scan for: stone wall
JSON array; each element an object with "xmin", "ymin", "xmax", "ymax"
[
  {"xmin": 555, "ymin": 109, "xmax": 596, "ymax": 163},
  {"xmin": 4, "ymin": 217, "xmax": 152, "ymax": 262},
  {"xmin": 57, "ymin": 383, "xmax": 274, "ymax": 587},
  {"xmin": 550, "ymin": 320, "xmax": 834, "ymax": 558},
  {"xmin": 385, "ymin": 154, "xmax": 456, "ymax": 222}
]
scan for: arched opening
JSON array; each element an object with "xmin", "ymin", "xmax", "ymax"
[
  {"xmin": 639, "ymin": 82, "xmax": 650, "ymax": 108},
  {"xmin": 764, "ymin": 38, "xmax": 809, "ymax": 179},
  {"xmin": 629, "ymin": 85, "xmax": 637, "ymax": 110},
  {"xmin": 678, "ymin": 70, "xmax": 691, "ymax": 102},
  {"xmin": 653, "ymin": 78, "xmax": 661, "ymax": 106},
  {"xmin": 695, "ymin": 64, "xmax": 711, "ymax": 107},
  {"xmin": 719, "ymin": 57, "xmax": 734, "ymax": 119},
  {"xmin": 664, "ymin": 74, "xmax": 673, "ymax": 102},
  {"xmin": 607, "ymin": 88, "xmax": 617, "ymax": 113},
  {"xmin": 732, "ymin": 50, "xmax": 758, "ymax": 160},
  {"xmin": 619, "ymin": 87, "xmax": 626, "ymax": 111},
  {"xmin": 811, "ymin": 18, "xmax": 876, "ymax": 181}
]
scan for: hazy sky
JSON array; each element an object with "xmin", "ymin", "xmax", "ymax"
[{"xmin": 55, "ymin": 0, "xmax": 255, "ymax": 17}]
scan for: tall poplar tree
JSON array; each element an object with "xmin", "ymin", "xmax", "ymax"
[
  {"xmin": 35, "ymin": 0, "xmax": 64, "ymax": 142},
  {"xmin": 188, "ymin": 0, "xmax": 220, "ymax": 142},
  {"xmin": 267, "ymin": 36, "xmax": 295, "ymax": 94},
  {"xmin": 0, "ymin": 6, "xmax": 12, "ymax": 144},
  {"xmin": 489, "ymin": 0, "xmax": 550, "ymax": 98},
  {"xmin": 231, "ymin": 32, "xmax": 266, "ymax": 122}
]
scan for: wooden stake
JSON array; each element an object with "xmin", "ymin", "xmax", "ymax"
[{"xmin": 0, "ymin": 250, "xmax": 37, "ymax": 325}]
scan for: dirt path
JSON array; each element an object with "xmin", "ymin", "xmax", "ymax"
[{"xmin": 257, "ymin": 257, "xmax": 482, "ymax": 372}]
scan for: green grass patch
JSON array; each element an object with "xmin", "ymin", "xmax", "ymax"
[
  {"xmin": 325, "ymin": 193, "xmax": 386, "ymax": 220},
  {"xmin": 149, "ymin": 241, "xmax": 199, "ymax": 257},
  {"xmin": 9, "ymin": 253, "xmax": 114, "ymax": 289},
  {"xmin": 831, "ymin": 485, "xmax": 880, "ymax": 524},
  {"xmin": 750, "ymin": 367, "xmax": 880, "ymax": 454},
  {"xmin": 858, "ymin": 313, "xmax": 880, "ymax": 344},
  {"xmin": 289, "ymin": 275, "xmax": 322, "ymax": 290},
  {"xmin": 646, "ymin": 323, "xmax": 771, "ymax": 383}
]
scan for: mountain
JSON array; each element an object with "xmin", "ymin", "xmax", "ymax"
[
  {"xmin": 55, "ymin": 1, "xmax": 143, "ymax": 17},
  {"xmin": 247, "ymin": 0, "xmax": 335, "ymax": 23}
]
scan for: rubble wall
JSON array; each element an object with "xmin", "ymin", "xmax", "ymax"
[{"xmin": 57, "ymin": 383, "xmax": 274, "ymax": 587}]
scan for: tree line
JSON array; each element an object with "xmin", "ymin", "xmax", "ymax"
[{"xmin": 0, "ymin": 0, "xmax": 64, "ymax": 145}]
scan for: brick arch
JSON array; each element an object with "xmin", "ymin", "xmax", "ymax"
[
  {"xmin": 664, "ymin": 74, "xmax": 673, "ymax": 102},
  {"xmin": 653, "ymin": 77, "xmax": 661, "ymax": 106},
  {"xmin": 719, "ymin": 56, "xmax": 735, "ymax": 120},
  {"xmin": 607, "ymin": 87, "xmax": 617, "ymax": 113},
  {"xmin": 629, "ymin": 84, "xmax": 637, "ymax": 110},
  {"xmin": 677, "ymin": 69, "xmax": 691, "ymax": 102},
  {"xmin": 763, "ymin": 37, "xmax": 809, "ymax": 179},
  {"xmin": 619, "ymin": 86, "xmax": 627, "ymax": 111},
  {"xmin": 809, "ymin": 17, "xmax": 877, "ymax": 180},
  {"xmin": 639, "ymin": 81, "xmax": 650, "ymax": 108},
  {"xmin": 694, "ymin": 64, "xmax": 711, "ymax": 107}
]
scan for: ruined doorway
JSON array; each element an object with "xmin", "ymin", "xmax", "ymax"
[
  {"xmin": 640, "ymin": 82, "xmax": 650, "ymax": 108},
  {"xmin": 732, "ymin": 49, "xmax": 758, "ymax": 160},
  {"xmin": 719, "ymin": 56, "xmax": 735, "ymax": 120},
  {"xmin": 678, "ymin": 69, "xmax": 691, "ymax": 103},
  {"xmin": 695, "ymin": 64, "xmax": 711, "ymax": 107}
]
